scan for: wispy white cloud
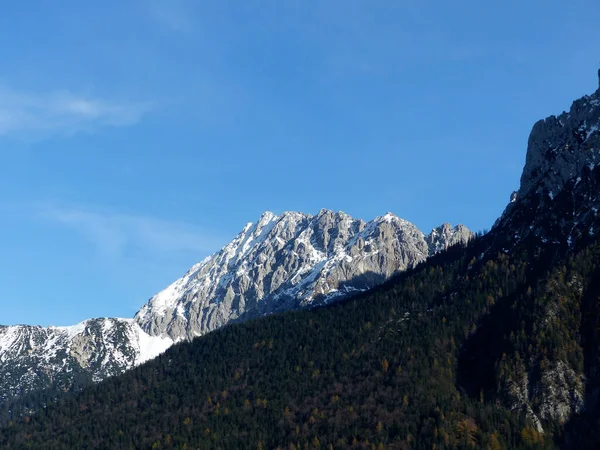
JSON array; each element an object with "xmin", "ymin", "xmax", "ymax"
[
  {"xmin": 148, "ymin": 0, "xmax": 194, "ymax": 34},
  {"xmin": 0, "ymin": 85, "xmax": 151, "ymax": 138},
  {"xmin": 38, "ymin": 205, "xmax": 222, "ymax": 257}
]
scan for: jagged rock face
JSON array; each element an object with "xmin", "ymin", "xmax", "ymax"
[
  {"xmin": 135, "ymin": 210, "xmax": 472, "ymax": 341},
  {"xmin": 519, "ymin": 92, "xmax": 600, "ymax": 200},
  {"xmin": 496, "ymin": 76, "xmax": 600, "ymax": 248},
  {"xmin": 426, "ymin": 223, "xmax": 472, "ymax": 255},
  {"xmin": 502, "ymin": 358, "xmax": 584, "ymax": 433},
  {"xmin": 0, "ymin": 318, "xmax": 171, "ymax": 402}
]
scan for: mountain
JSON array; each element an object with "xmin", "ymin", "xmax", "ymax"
[
  {"xmin": 0, "ymin": 211, "xmax": 471, "ymax": 403},
  {"xmin": 135, "ymin": 210, "xmax": 472, "ymax": 341},
  {"xmin": 0, "ymin": 319, "xmax": 171, "ymax": 403},
  {"xmin": 1, "ymin": 70, "xmax": 597, "ymax": 450},
  {"xmin": 494, "ymin": 70, "xmax": 600, "ymax": 250}
]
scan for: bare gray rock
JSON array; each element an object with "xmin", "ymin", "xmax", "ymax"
[
  {"xmin": 135, "ymin": 210, "xmax": 472, "ymax": 341},
  {"xmin": 496, "ymin": 70, "xmax": 600, "ymax": 249},
  {"xmin": 519, "ymin": 91, "xmax": 600, "ymax": 200},
  {"xmin": 426, "ymin": 223, "xmax": 472, "ymax": 255}
]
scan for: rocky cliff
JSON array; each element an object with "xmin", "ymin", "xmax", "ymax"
[{"xmin": 496, "ymin": 70, "xmax": 600, "ymax": 249}]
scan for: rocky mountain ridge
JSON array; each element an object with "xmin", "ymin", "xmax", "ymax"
[
  {"xmin": 0, "ymin": 210, "xmax": 471, "ymax": 401},
  {"xmin": 0, "ymin": 318, "xmax": 171, "ymax": 402},
  {"xmin": 495, "ymin": 70, "xmax": 600, "ymax": 249},
  {"xmin": 135, "ymin": 210, "xmax": 472, "ymax": 341}
]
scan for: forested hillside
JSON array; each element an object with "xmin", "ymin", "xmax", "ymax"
[{"xmin": 3, "ymin": 227, "xmax": 599, "ymax": 449}]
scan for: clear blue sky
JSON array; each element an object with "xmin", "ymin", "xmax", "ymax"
[{"xmin": 2, "ymin": 0, "xmax": 599, "ymax": 326}]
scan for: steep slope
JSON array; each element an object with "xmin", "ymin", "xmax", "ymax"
[
  {"xmin": 0, "ymin": 319, "xmax": 171, "ymax": 403},
  {"xmin": 0, "ymin": 210, "xmax": 471, "ymax": 404},
  {"xmin": 494, "ymin": 71, "xmax": 600, "ymax": 250},
  {"xmin": 135, "ymin": 210, "xmax": 472, "ymax": 341}
]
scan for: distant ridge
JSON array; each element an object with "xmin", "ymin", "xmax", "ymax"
[{"xmin": 0, "ymin": 210, "xmax": 471, "ymax": 401}]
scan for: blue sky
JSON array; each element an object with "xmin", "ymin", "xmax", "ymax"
[{"xmin": 2, "ymin": 0, "xmax": 599, "ymax": 326}]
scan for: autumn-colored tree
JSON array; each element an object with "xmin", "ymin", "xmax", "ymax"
[
  {"xmin": 457, "ymin": 418, "xmax": 478, "ymax": 448},
  {"xmin": 520, "ymin": 426, "xmax": 543, "ymax": 447},
  {"xmin": 381, "ymin": 358, "xmax": 389, "ymax": 373},
  {"xmin": 487, "ymin": 432, "xmax": 502, "ymax": 450},
  {"xmin": 312, "ymin": 435, "xmax": 321, "ymax": 448}
]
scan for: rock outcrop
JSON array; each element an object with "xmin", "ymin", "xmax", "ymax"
[{"xmin": 496, "ymin": 71, "xmax": 600, "ymax": 249}]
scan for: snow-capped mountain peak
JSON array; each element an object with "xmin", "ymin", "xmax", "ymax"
[
  {"xmin": 1, "ymin": 209, "xmax": 471, "ymax": 402},
  {"xmin": 0, "ymin": 318, "xmax": 171, "ymax": 402},
  {"xmin": 134, "ymin": 209, "xmax": 472, "ymax": 341}
]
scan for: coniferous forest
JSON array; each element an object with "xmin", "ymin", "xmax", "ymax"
[{"xmin": 2, "ymin": 226, "xmax": 600, "ymax": 449}]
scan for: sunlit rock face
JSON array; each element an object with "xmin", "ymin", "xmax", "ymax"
[
  {"xmin": 1, "ymin": 209, "xmax": 470, "ymax": 402},
  {"xmin": 135, "ymin": 209, "xmax": 472, "ymax": 341}
]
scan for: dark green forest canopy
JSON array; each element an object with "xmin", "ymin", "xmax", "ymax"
[{"xmin": 2, "ymin": 227, "xmax": 600, "ymax": 449}]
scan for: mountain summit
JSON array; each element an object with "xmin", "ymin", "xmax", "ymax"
[
  {"xmin": 135, "ymin": 209, "xmax": 472, "ymax": 341},
  {"xmin": 495, "ymin": 70, "xmax": 600, "ymax": 250}
]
